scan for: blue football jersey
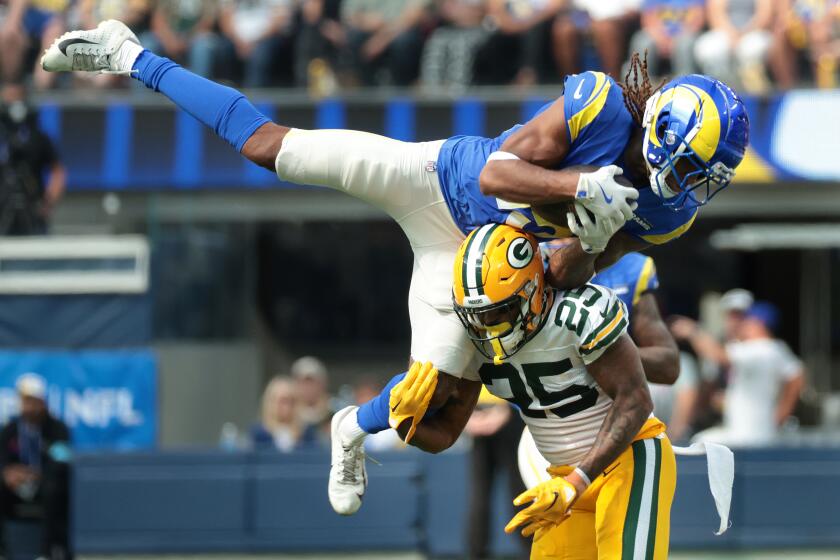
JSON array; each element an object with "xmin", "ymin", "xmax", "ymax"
[
  {"xmin": 591, "ymin": 252, "xmax": 659, "ymax": 313},
  {"xmin": 538, "ymin": 243, "xmax": 658, "ymax": 314},
  {"xmin": 435, "ymin": 71, "xmax": 698, "ymax": 246}
]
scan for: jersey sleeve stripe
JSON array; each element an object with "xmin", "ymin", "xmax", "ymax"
[
  {"xmin": 567, "ymin": 73, "xmax": 611, "ymax": 142},
  {"xmin": 580, "ymin": 304, "xmax": 627, "ymax": 353},
  {"xmin": 580, "ymin": 299, "xmax": 622, "ymax": 346},
  {"xmin": 639, "ymin": 210, "xmax": 698, "ymax": 245},
  {"xmin": 632, "ymin": 257, "xmax": 657, "ymax": 307},
  {"xmin": 580, "ymin": 313, "xmax": 628, "ymax": 355}
]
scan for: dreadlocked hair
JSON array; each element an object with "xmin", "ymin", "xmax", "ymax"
[{"xmin": 620, "ymin": 51, "xmax": 665, "ymax": 127}]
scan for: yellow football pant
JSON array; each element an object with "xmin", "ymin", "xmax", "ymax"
[{"xmin": 530, "ymin": 436, "xmax": 676, "ymax": 560}]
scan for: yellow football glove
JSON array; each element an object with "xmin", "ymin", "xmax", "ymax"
[
  {"xmin": 388, "ymin": 361, "xmax": 438, "ymax": 443},
  {"xmin": 504, "ymin": 476, "xmax": 578, "ymax": 537}
]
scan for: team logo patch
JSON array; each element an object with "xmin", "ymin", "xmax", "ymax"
[{"xmin": 507, "ymin": 238, "xmax": 533, "ymax": 269}]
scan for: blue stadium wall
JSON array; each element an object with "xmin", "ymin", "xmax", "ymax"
[
  {"xmin": 38, "ymin": 89, "xmax": 839, "ymax": 190},
  {"xmin": 72, "ymin": 447, "xmax": 840, "ymax": 556}
]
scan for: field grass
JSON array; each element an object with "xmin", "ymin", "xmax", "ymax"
[{"xmin": 83, "ymin": 551, "xmax": 840, "ymax": 560}]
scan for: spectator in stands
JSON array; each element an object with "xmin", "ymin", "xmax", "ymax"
[
  {"xmin": 291, "ymin": 356, "xmax": 332, "ymax": 437},
  {"xmin": 141, "ymin": 0, "xmax": 223, "ymax": 80},
  {"xmin": 693, "ymin": 0, "xmax": 774, "ymax": 94},
  {"xmin": 682, "ymin": 289, "xmax": 754, "ymax": 436},
  {"xmin": 251, "ymin": 376, "xmax": 318, "ymax": 451},
  {"xmin": 0, "ymin": 0, "xmax": 70, "ymax": 90},
  {"xmin": 769, "ymin": 0, "xmax": 839, "ymax": 89},
  {"xmin": 219, "ymin": 0, "xmax": 296, "ymax": 87},
  {"xmin": 0, "ymin": 373, "xmax": 72, "ymax": 560},
  {"xmin": 295, "ymin": 0, "xmax": 345, "ymax": 89},
  {"xmin": 75, "ymin": 1, "xmax": 154, "ymax": 88},
  {"xmin": 341, "ymin": 0, "xmax": 430, "ymax": 86},
  {"xmin": 465, "ymin": 387, "xmax": 528, "ymax": 560},
  {"xmin": 671, "ymin": 302, "xmax": 806, "ymax": 447},
  {"xmin": 554, "ymin": 0, "xmax": 642, "ymax": 79},
  {"xmin": 78, "ymin": 1, "xmax": 153, "ymax": 34},
  {"xmin": 475, "ymin": 0, "xmax": 565, "ymax": 86},
  {"xmin": 801, "ymin": 0, "xmax": 840, "ymax": 88},
  {"xmin": 0, "ymin": 87, "xmax": 66, "ymax": 236},
  {"xmin": 420, "ymin": 0, "xmax": 487, "ymax": 89},
  {"xmin": 628, "ymin": 0, "xmax": 706, "ymax": 77},
  {"xmin": 720, "ymin": 287, "xmax": 754, "ymax": 341},
  {"xmin": 649, "ymin": 351, "xmax": 700, "ymax": 443}
]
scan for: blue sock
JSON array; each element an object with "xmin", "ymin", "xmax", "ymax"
[
  {"xmin": 356, "ymin": 373, "xmax": 406, "ymax": 434},
  {"xmin": 132, "ymin": 50, "xmax": 270, "ymax": 152},
  {"xmin": 356, "ymin": 372, "xmax": 441, "ymax": 434}
]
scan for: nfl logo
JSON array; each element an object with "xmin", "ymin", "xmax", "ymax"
[{"xmin": 425, "ymin": 161, "xmax": 437, "ymax": 172}]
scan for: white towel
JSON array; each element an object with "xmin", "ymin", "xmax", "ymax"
[{"xmin": 672, "ymin": 441, "xmax": 735, "ymax": 535}]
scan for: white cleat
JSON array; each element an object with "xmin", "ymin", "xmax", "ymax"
[
  {"xmin": 328, "ymin": 405, "xmax": 367, "ymax": 515},
  {"xmin": 41, "ymin": 19, "xmax": 141, "ymax": 75}
]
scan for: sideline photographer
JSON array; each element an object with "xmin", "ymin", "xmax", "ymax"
[{"xmin": 0, "ymin": 86, "xmax": 65, "ymax": 236}]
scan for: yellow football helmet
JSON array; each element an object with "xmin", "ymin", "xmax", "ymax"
[{"xmin": 453, "ymin": 223, "xmax": 550, "ymax": 365}]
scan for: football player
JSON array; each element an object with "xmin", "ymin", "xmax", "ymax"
[
  {"xmin": 41, "ymin": 21, "xmax": 747, "ymax": 515},
  {"xmin": 391, "ymin": 223, "xmax": 675, "ymax": 559},
  {"xmin": 341, "ymin": 248, "xmax": 679, "ymax": 512},
  {"xmin": 519, "ymin": 246, "xmax": 678, "ymax": 490}
]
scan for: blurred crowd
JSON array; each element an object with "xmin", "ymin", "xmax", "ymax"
[
  {"xmin": 241, "ymin": 289, "xmax": 808, "ymax": 455},
  {"xmin": 666, "ymin": 289, "xmax": 807, "ymax": 448},
  {"xmin": 2, "ymin": 0, "xmax": 840, "ymax": 94},
  {"xmin": 240, "ymin": 355, "xmax": 403, "ymax": 453}
]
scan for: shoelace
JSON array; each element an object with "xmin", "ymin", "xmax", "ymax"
[
  {"xmin": 340, "ymin": 444, "xmax": 363, "ymax": 484},
  {"xmin": 72, "ymin": 48, "xmax": 109, "ymax": 71}
]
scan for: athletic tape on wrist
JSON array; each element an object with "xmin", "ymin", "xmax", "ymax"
[{"xmin": 573, "ymin": 467, "xmax": 592, "ymax": 488}]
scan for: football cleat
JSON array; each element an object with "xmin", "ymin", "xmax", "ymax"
[
  {"xmin": 328, "ymin": 406, "xmax": 367, "ymax": 515},
  {"xmin": 41, "ymin": 20, "xmax": 142, "ymax": 75}
]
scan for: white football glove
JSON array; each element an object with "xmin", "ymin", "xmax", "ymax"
[
  {"xmin": 566, "ymin": 202, "xmax": 623, "ymax": 254},
  {"xmin": 575, "ymin": 165, "xmax": 639, "ymax": 224}
]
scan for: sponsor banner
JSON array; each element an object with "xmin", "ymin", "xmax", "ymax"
[{"xmin": 0, "ymin": 350, "xmax": 157, "ymax": 450}]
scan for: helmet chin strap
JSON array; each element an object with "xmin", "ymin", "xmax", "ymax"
[
  {"xmin": 490, "ymin": 340, "xmax": 506, "ymax": 366},
  {"xmin": 648, "ymin": 165, "xmax": 680, "ymax": 200},
  {"xmin": 485, "ymin": 283, "xmax": 544, "ymax": 365},
  {"xmin": 641, "ymin": 90, "xmax": 678, "ymax": 201},
  {"xmin": 642, "ymin": 90, "xmax": 705, "ymax": 204}
]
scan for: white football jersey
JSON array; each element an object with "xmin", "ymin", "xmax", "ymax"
[{"xmin": 478, "ymin": 283, "xmax": 629, "ymax": 466}]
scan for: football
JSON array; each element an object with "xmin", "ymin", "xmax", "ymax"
[{"xmin": 531, "ymin": 173, "xmax": 634, "ymax": 228}]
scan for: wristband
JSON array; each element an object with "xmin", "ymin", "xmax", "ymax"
[
  {"xmin": 573, "ymin": 467, "xmax": 592, "ymax": 488},
  {"xmin": 487, "ymin": 151, "xmax": 521, "ymax": 162}
]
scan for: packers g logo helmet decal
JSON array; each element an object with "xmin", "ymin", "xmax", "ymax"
[{"xmin": 507, "ymin": 237, "xmax": 534, "ymax": 269}]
